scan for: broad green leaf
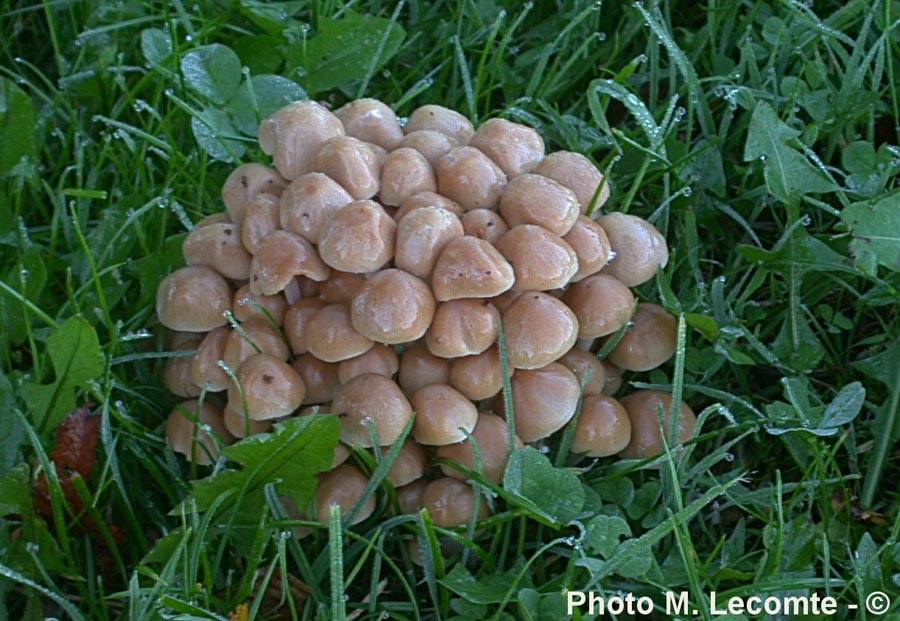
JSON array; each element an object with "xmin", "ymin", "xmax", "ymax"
[
  {"xmin": 140, "ymin": 28, "xmax": 173, "ymax": 69},
  {"xmin": 739, "ymin": 225, "xmax": 855, "ymax": 277},
  {"xmin": 584, "ymin": 515, "xmax": 632, "ymax": 558},
  {"xmin": 228, "ymin": 75, "xmax": 306, "ymax": 136},
  {"xmin": 285, "ymin": 12, "xmax": 406, "ymax": 96},
  {"xmin": 0, "ymin": 463, "xmax": 29, "ymax": 516},
  {"xmin": 441, "ymin": 563, "xmax": 531, "ymax": 605},
  {"xmin": 771, "ymin": 311, "xmax": 824, "ymax": 372},
  {"xmin": 180, "ymin": 44, "xmax": 242, "ymax": 105},
  {"xmin": 239, "ymin": 1, "xmax": 306, "ymax": 35},
  {"xmin": 0, "ymin": 77, "xmax": 36, "ymax": 176},
  {"xmin": 852, "ymin": 339, "xmax": 900, "ymax": 389},
  {"xmin": 765, "ymin": 379, "xmax": 864, "ymax": 436},
  {"xmin": 191, "ymin": 107, "xmax": 245, "ymax": 163},
  {"xmin": 129, "ymin": 233, "xmax": 186, "ymax": 307},
  {"xmin": 503, "ymin": 447, "xmax": 584, "ymax": 524},
  {"xmin": 819, "ymin": 382, "xmax": 865, "ymax": 430},
  {"xmin": 841, "ymin": 194, "xmax": 900, "ymax": 275},
  {"xmin": 232, "ymin": 35, "xmax": 284, "ymax": 75}
]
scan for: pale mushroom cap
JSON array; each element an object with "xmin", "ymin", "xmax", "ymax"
[
  {"xmin": 534, "ymin": 151, "xmax": 609, "ymax": 214},
  {"xmin": 561, "ymin": 274, "xmax": 635, "ymax": 338},
  {"xmin": 597, "ymin": 213, "xmax": 669, "ymax": 286},
  {"xmin": 223, "ymin": 404, "xmax": 273, "ymax": 438},
  {"xmin": 258, "ymin": 100, "xmax": 345, "ymax": 180},
  {"xmin": 404, "ymin": 105, "xmax": 475, "ymax": 144},
  {"xmin": 496, "ymin": 225, "xmax": 578, "ymax": 292},
  {"xmin": 460, "ymin": 209, "xmax": 510, "ymax": 245},
  {"xmin": 571, "ymin": 394, "xmax": 632, "ymax": 457},
  {"xmin": 291, "ymin": 354, "xmax": 342, "ymax": 405},
  {"xmin": 232, "ymin": 284, "xmax": 287, "ymax": 326},
  {"xmin": 311, "ymin": 135, "xmax": 384, "ymax": 200},
  {"xmin": 394, "ymin": 191, "xmax": 464, "ymax": 222},
  {"xmin": 318, "ymin": 200, "xmax": 397, "ymax": 273},
  {"xmin": 449, "ymin": 345, "xmax": 506, "ymax": 401},
  {"xmin": 279, "ymin": 172, "xmax": 353, "ymax": 244},
  {"xmin": 381, "ymin": 439, "xmax": 427, "ymax": 487},
  {"xmin": 305, "ymin": 303, "xmax": 374, "ymax": 363},
  {"xmin": 196, "ymin": 212, "xmax": 232, "ymax": 228},
  {"xmin": 563, "ymin": 215, "xmax": 613, "ymax": 282},
  {"xmin": 250, "ymin": 230, "xmax": 330, "ymax": 296},
  {"xmin": 319, "ymin": 270, "xmax": 368, "ymax": 305},
  {"xmin": 503, "ymin": 292, "xmax": 578, "ymax": 369},
  {"xmin": 488, "ymin": 289, "xmax": 523, "ymax": 314},
  {"xmin": 394, "ymin": 206, "xmax": 465, "ymax": 280},
  {"xmin": 166, "ymin": 400, "xmax": 232, "ymax": 465},
  {"xmin": 164, "ymin": 338, "xmax": 203, "ymax": 398},
  {"xmin": 314, "ymin": 463, "xmax": 375, "ymax": 525},
  {"xmin": 396, "ymin": 478, "xmax": 427, "ymax": 515},
  {"xmin": 470, "ymin": 118, "xmax": 545, "ymax": 178},
  {"xmin": 333, "ymin": 374, "xmax": 413, "ymax": 447},
  {"xmin": 190, "ymin": 326, "xmax": 231, "ymax": 392},
  {"xmin": 436, "ymin": 146, "xmax": 507, "ymax": 211},
  {"xmin": 240, "ymin": 193, "xmax": 281, "ymax": 255},
  {"xmin": 228, "ymin": 353, "xmax": 305, "ymax": 420},
  {"xmin": 421, "ymin": 478, "xmax": 488, "ymax": 528},
  {"xmin": 379, "ymin": 148, "xmax": 437, "ymax": 207},
  {"xmin": 337, "ymin": 343, "xmax": 400, "ymax": 384},
  {"xmin": 221, "ymin": 163, "xmax": 287, "ymax": 226},
  {"xmin": 508, "ymin": 362, "xmax": 580, "ymax": 442},
  {"xmin": 283, "ymin": 298, "xmax": 326, "ymax": 355},
  {"xmin": 619, "ymin": 390, "xmax": 696, "ymax": 460},
  {"xmin": 334, "ymin": 98, "xmax": 404, "ymax": 151},
  {"xmin": 157, "ymin": 266, "xmax": 232, "ymax": 332},
  {"xmin": 436, "ymin": 413, "xmax": 519, "ymax": 483},
  {"xmin": 601, "ymin": 360, "xmax": 623, "ymax": 395},
  {"xmin": 398, "ymin": 346, "xmax": 452, "ymax": 396},
  {"xmin": 608, "ymin": 303, "xmax": 677, "ymax": 372},
  {"xmin": 499, "ymin": 173, "xmax": 579, "ymax": 237},
  {"xmin": 431, "ymin": 236, "xmax": 515, "ymax": 301},
  {"xmin": 183, "ymin": 222, "xmax": 252, "ymax": 280},
  {"xmin": 222, "ymin": 318, "xmax": 290, "ymax": 372},
  {"xmin": 558, "ymin": 348, "xmax": 606, "ymax": 395},
  {"xmin": 350, "ymin": 269, "xmax": 436, "ymax": 344},
  {"xmin": 411, "ymin": 383, "xmax": 478, "ymax": 446},
  {"xmin": 426, "ymin": 298, "xmax": 500, "ymax": 359},
  {"xmin": 399, "ymin": 130, "xmax": 459, "ymax": 167}
]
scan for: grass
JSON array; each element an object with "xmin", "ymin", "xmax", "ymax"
[{"xmin": 1, "ymin": 0, "xmax": 899, "ymax": 619}]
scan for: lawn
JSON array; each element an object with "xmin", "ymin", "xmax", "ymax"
[{"xmin": 1, "ymin": 0, "xmax": 899, "ymax": 619}]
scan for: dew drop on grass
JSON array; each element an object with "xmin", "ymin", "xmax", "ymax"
[
  {"xmin": 26, "ymin": 542, "xmax": 40, "ymax": 554},
  {"xmin": 608, "ymin": 250, "xmax": 617, "ymax": 261},
  {"xmin": 200, "ymin": 424, "xmax": 212, "ymax": 434},
  {"xmin": 596, "ymin": 32, "xmax": 607, "ymax": 42},
  {"xmin": 723, "ymin": 452, "xmax": 734, "ymax": 462}
]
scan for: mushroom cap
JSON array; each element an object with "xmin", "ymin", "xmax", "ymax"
[
  {"xmin": 426, "ymin": 298, "xmax": 500, "ymax": 358},
  {"xmin": 571, "ymin": 394, "xmax": 632, "ymax": 457},
  {"xmin": 221, "ymin": 163, "xmax": 287, "ymax": 225},
  {"xmin": 222, "ymin": 318, "xmax": 290, "ymax": 372},
  {"xmin": 157, "ymin": 266, "xmax": 232, "ymax": 332},
  {"xmin": 190, "ymin": 326, "xmax": 232, "ymax": 392},
  {"xmin": 562, "ymin": 215, "xmax": 613, "ymax": 282},
  {"xmin": 380, "ymin": 147, "xmax": 437, "ymax": 207},
  {"xmin": 283, "ymin": 298, "xmax": 326, "ymax": 355},
  {"xmin": 469, "ymin": 118, "xmax": 545, "ymax": 178},
  {"xmin": 500, "ymin": 174, "xmax": 580, "ymax": 236},
  {"xmin": 333, "ymin": 374, "xmax": 413, "ymax": 447},
  {"xmin": 380, "ymin": 439, "xmax": 427, "ymax": 487},
  {"xmin": 258, "ymin": 100, "xmax": 345, "ymax": 180},
  {"xmin": 596, "ymin": 213, "xmax": 669, "ymax": 286},
  {"xmin": 436, "ymin": 413, "xmax": 520, "ymax": 483},
  {"xmin": 411, "ymin": 383, "xmax": 478, "ymax": 446},
  {"xmin": 395, "ymin": 478, "xmax": 427, "ymax": 515},
  {"xmin": 166, "ymin": 400, "xmax": 232, "ymax": 465},
  {"xmin": 431, "ymin": 236, "xmax": 515, "ymax": 301},
  {"xmin": 557, "ymin": 348, "xmax": 606, "ymax": 395},
  {"xmin": 291, "ymin": 353, "xmax": 342, "ymax": 405},
  {"xmin": 507, "ymin": 362, "xmax": 580, "ymax": 442},
  {"xmin": 618, "ymin": 390, "xmax": 696, "ymax": 460},
  {"xmin": 350, "ymin": 269, "xmax": 436, "ymax": 344},
  {"xmin": 436, "ymin": 146, "xmax": 507, "ymax": 211},
  {"xmin": 164, "ymin": 337, "xmax": 203, "ymax": 398},
  {"xmin": 394, "ymin": 191, "xmax": 464, "ymax": 222},
  {"xmin": 319, "ymin": 270, "xmax": 368, "ymax": 305},
  {"xmin": 495, "ymin": 225, "xmax": 578, "ymax": 292},
  {"xmin": 318, "ymin": 200, "xmax": 397, "ymax": 273},
  {"xmin": 232, "ymin": 284, "xmax": 287, "ymax": 325},
  {"xmin": 394, "ymin": 206, "xmax": 465, "ymax": 280},
  {"xmin": 503, "ymin": 292, "xmax": 578, "ymax": 369},
  {"xmin": 404, "ymin": 105, "xmax": 475, "ymax": 144},
  {"xmin": 337, "ymin": 343, "xmax": 400, "ymax": 384},
  {"xmin": 222, "ymin": 404, "xmax": 273, "ymax": 438},
  {"xmin": 398, "ymin": 346, "xmax": 452, "ymax": 396},
  {"xmin": 601, "ymin": 360, "xmax": 623, "ymax": 395},
  {"xmin": 460, "ymin": 209, "xmax": 510, "ymax": 245},
  {"xmin": 533, "ymin": 151, "xmax": 609, "ymax": 214},
  {"xmin": 311, "ymin": 135, "xmax": 384, "ymax": 200},
  {"xmin": 334, "ymin": 98, "xmax": 404, "ymax": 151},
  {"xmin": 228, "ymin": 353, "xmax": 305, "ymax": 420},
  {"xmin": 314, "ymin": 463, "xmax": 375, "ymax": 525},
  {"xmin": 195, "ymin": 212, "xmax": 232, "ymax": 228},
  {"xmin": 608, "ymin": 303, "xmax": 677, "ymax": 372},
  {"xmin": 250, "ymin": 230, "xmax": 330, "ymax": 296},
  {"xmin": 305, "ymin": 303, "xmax": 374, "ymax": 363},
  {"xmin": 279, "ymin": 172, "xmax": 353, "ymax": 244},
  {"xmin": 449, "ymin": 345, "xmax": 506, "ymax": 401},
  {"xmin": 240, "ymin": 193, "xmax": 281, "ymax": 255},
  {"xmin": 183, "ymin": 222, "xmax": 252, "ymax": 280},
  {"xmin": 561, "ymin": 274, "xmax": 635, "ymax": 338},
  {"xmin": 399, "ymin": 130, "xmax": 459, "ymax": 167},
  {"xmin": 421, "ymin": 478, "xmax": 488, "ymax": 528}
]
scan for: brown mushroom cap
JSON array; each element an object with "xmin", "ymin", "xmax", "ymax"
[
  {"xmin": 350, "ymin": 269, "xmax": 436, "ymax": 344},
  {"xmin": 318, "ymin": 200, "xmax": 397, "ymax": 273},
  {"xmin": 431, "ymin": 236, "xmax": 515, "ymax": 301},
  {"xmin": 398, "ymin": 346, "xmax": 452, "ymax": 396},
  {"xmin": 533, "ymin": 151, "xmax": 609, "ymax": 214},
  {"xmin": 449, "ymin": 345, "xmax": 506, "ymax": 401},
  {"xmin": 314, "ymin": 463, "xmax": 375, "ymax": 525},
  {"xmin": 399, "ymin": 130, "xmax": 459, "ymax": 167},
  {"xmin": 489, "ymin": 289, "xmax": 524, "ymax": 314},
  {"xmin": 258, "ymin": 100, "xmax": 345, "ymax": 180},
  {"xmin": 222, "ymin": 318, "xmax": 290, "ymax": 372},
  {"xmin": 601, "ymin": 360, "xmax": 623, "ymax": 395},
  {"xmin": 190, "ymin": 326, "xmax": 231, "ymax": 392},
  {"xmin": 221, "ymin": 163, "xmax": 287, "ymax": 225},
  {"xmin": 507, "ymin": 362, "xmax": 580, "ymax": 442},
  {"xmin": 222, "ymin": 404, "xmax": 274, "ymax": 438},
  {"xmin": 291, "ymin": 353, "xmax": 342, "ymax": 405},
  {"xmin": 436, "ymin": 146, "xmax": 508, "ymax": 212},
  {"xmin": 250, "ymin": 230, "xmax": 330, "ymax": 296},
  {"xmin": 608, "ymin": 303, "xmax": 677, "ymax": 372},
  {"xmin": 283, "ymin": 298, "xmax": 326, "ymax": 355},
  {"xmin": 166, "ymin": 400, "xmax": 232, "ymax": 465},
  {"xmin": 379, "ymin": 148, "xmax": 437, "ymax": 207},
  {"xmin": 460, "ymin": 209, "xmax": 510, "ymax": 245},
  {"xmin": 618, "ymin": 390, "xmax": 696, "ymax": 460},
  {"xmin": 157, "ymin": 266, "xmax": 232, "ymax": 332},
  {"xmin": 499, "ymin": 174, "xmax": 580, "ymax": 236},
  {"xmin": 394, "ymin": 191, "xmax": 464, "ymax": 222},
  {"xmin": 503, "ymin": 292, "xmax": 578, "ymax": 369},
  {"xmin": 333, "ymin": 374, "xmax": 413, "ymax": 447},
  {"xmin": 436, "ymin": 413, "xmax": 520, "ymax": 483},
  {"xmin": 232, "ymin": 284, "xmax": 287, "ymax": 326},
  {"xmin": 381, "ymin": 439, "xmax": 427, "ymax": 487},
  {"xmin": 562, "ymin": 215, "xmax": 614, "ymax": 282},
  {"xmin": 239, "ymin": 193, "xmax": 280, "ymax": 255},
  {"xmin": 305, "ymin": 303, "xmax": 374, "ymax": 363},
  {"xmin": 318, "ymin": 270, "xmax": 368, "ymax": 305},
  {"xmin": 495, "ymin": 225, "xmax": 578, "ymax": 292},
  {"xmin": 164, "ymin": 338, "xmax": 203, "ymax": 398},
  {"xmin": 195, "ymin": 212, "xmax": 232, "ymax": 228},
  {"xmin": 228, "ymin": 353, "xmax": 305, "ymax": 420},
  {"xmin": 557, "ymin": 348, "xmax": 606, "ymax": 395},
  {"xmin": 279, "ymin": 172, "xmax": 353, "ymax": 244},
  {"xmin": 469, "ymin": 118, "xmax": 545, "ymax": 178},
  {"xmin": 561, "ymin": 274, "xmax": 635, "ymax": 338},
  {"xmin": 421, "ymin": 478, "xmax": 488, "ymax": 528},
  {"xmin": 571, "ymin": 394, "xmax": 632, "ymax": 457},
  {"xmin": 426, "ymin": 298, "xmax": 500, "ymax": 358},
  {"xmin": 311, "ymin": 135, "xmax": 384, "ymax": 200},
  {"xmin": 337, "ymin": 343, "xmax": 400, "ymax": 384},
  {"xmin": 411, "ymin": 383, "xmax": 478, "ymax": 446},
  {"xmin": 183, "ymin": 222, "xmax": 252, "ymax": 281},
  {"xmin": 404, "ymin": 105, "xmax": 475, "ymax": 144},
  {"xmin": 596, "ymin": 213, "xmax": 669, "ymax": 287},
  {"xmin": 334, "ymin": 98, "xmax": 404, "ymax": 151},
  {"xmin": 394, "ymin": 207, "xmax": 464, "ymax": 280},
  {"xmin": 396, "ymin": 478, "xmax": 427, "ymax": 515}
]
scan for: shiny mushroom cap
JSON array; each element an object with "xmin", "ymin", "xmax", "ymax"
[
  {"xmin": 337, "ymin": 343, "xmax": 400, "ymax": 384},
  {"xmin": 190, "ymin": 326, "xmax": 231, "ymax": 392},
  {"xmin": 562, "ymin": 215, "xmax": 614, "ymax": 282},
  {"xmin": 318, "ymin": 200, "xmax": 397, "ymax": 273},
  {"xmin": 399, "ymin": 130, "xmax": 459, "ymax": 167},
  {"xmin": 183, "ymin": 222, "xmax": 252, "ymax": 281},
  {"xmin": 232, "ymin": 284, "xmax": 287, "ymax": 325},
  {"xmin": 291, "ymin": 354, "xmax": 341, "ymax": 405},
  {"xmin": 381, "ymin": 439, "xmax": 427, "ymax": 487},
  {"xmin": 431, "ymin": 236, "xmax": 515, "ymax": 301},
  {"xmin": 221, "ymin": 163, "xmax": 287, "ymax": 226},
  {"xmin": 319, "ymin": 270, "xmax": 369, "ymax": 305},
  {"xmin": 608, "ymin": 303, "xmax": 677, "ymax": 372},
  {"xmin": 311, "ymin": 135, "xmax": 384, "ymax": 200},
  {"xmin": 394, "ymin": 191, "xmax": 464, "ymax": 222},
  {"xmin": 258, "ymin": 100, "xmax": 345, "ymax": 180},
  {"xmin": 222, "ymin": 318, "xmax": 290, "ymax": 371},
  {"xmin": 380, "ymin": 147, "xmax": 437, "ymax": 207},
  {"xmin": 601, "ymin": 359, "xmax": 623, "ymax": 395},
  {"xmin": 561, "ymin": 274, "xmax": 635, "ymax": 338},
  {"xmin": 228, "ymin": 353, "xmax": 305, "ymax": 420},
  {"xmin": 404, "ymin": 105, "xmax": 475, "ymax": 144},
  {"xmin": 241, "ymin": 192, "xmax": 281, "ymax": 255},
  {"xmin": 449, "ymin": 345, "xmax": 506, "ymax": 401},
  {"xmin": 279, "ymin": 172, "xmax": 353, "ymax": 244},
  {"xmin": 411, "ymin": 383, "xmax": 478, "ymax": 446},
  {"xmin": 394, "ymin": 206, "xmax": 464, "ymax": 280},
  {"xmin": 165, "ymin": 399, "xmax": 233, "ymax": 465},
  {"xmin": 436, "ymin": 146, "xmax": 507, "ymax": 212},
  {"xmin": 499, "ymin": 174, "xmax": 579, "ymax": 237},
  {"xmin": 333, "ymin": 374, "xmax": 413, "ymax": 447},
  {"xmin": 557, "ymin": 348, "xmax": 606, "ymax": 396},
  {"xmin": 571, "ymin": 394, "xmax": 632, "ymax": 457},
  {"xmin": 618, "ymin": 390, "xmax": 696, "ymax": 460},
  {"xmin": 283, "ymin": 298, "xmax": 326, "ymax": 355},
  {"xmin": 597, "ymin": 213, "xmax": 669, "ymax": 286},
  {"xmin": 495, "ymin": 225, "xmax": 578, "ymax": 292},
  {"xmin": 426, "ymin": 298, "xmax": 500, "ymax": 358},
  {"xmin": 503, "ymin": 292, "xmax": 578, "ymax": 369},
  {"xmin": 250, "ymin": 230, "xmax": 330, "ymax": 296},
  {"xmin": 305, "ymin": 303, "xmax": 374, "ymax": 363},
  {"xmin": 533, "ymin": 151, "xmax": 610, "ymax": 214},
  {"xmin": 314, "ymin": 463, "xmax": 375, "ymax": 525},
  {"xmin": 460, "ymin": 209, "xmax": 510, "ymax": 245},
  {"xmin": 507, "ymin": 362, "xmax": 580, "ymax": 442},
  {"xmin": 398, "ymin": 346, "xmax": 452, "ymax": 396},
  {"xmin": 421, "ymin": 478, "xmax": 488, "ymax": 528},
  {"xmin": 157, "ymin": 266, "xmax": 232, "ymax": 332},
  {"xmin": 436, "ymin": 413, "xmax": 520, "ymax": 484},
  {"xmin": 222, "ymin": 404, "xmax": 274, "ymax": 439},
  {"xmin": 469, "ymin": 118, "xmax": 545, "ymax": 178},
  {"xmin": 163, "ymin": 337, "xmax": 203, "ymax": 398},
  {"xmin": 350, "ymin": 269, "xmax": 436, "ymax": 344},
  {"xmin": 334, "ymin": 98, "xmax": 404, "ymax": 151}
]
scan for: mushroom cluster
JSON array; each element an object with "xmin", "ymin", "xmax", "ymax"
[{"xmin": 158, "ymin": 99, "xmax": 695, "ymax": 528}]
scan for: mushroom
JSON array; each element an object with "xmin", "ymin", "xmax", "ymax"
[
  {"xmin": 337, "ymin": 343, "xmax": 400, "ymax": 384},
  {"xmin": 313, "ymin": 463, "xmax": 375, "ymax": 525},
  {"xmin": 394, "ymin": 206, "xmax": 464, "ymax": 280},
  {"xmin": 558, "ymin": 348, "xmax": 606, "ymax": 395},
  {"xmin": 596, "ymin": 213, "xmax": 669, "ymax": 287},
  {"xmin": 380, "ymin": 148, "xmax": 437, "ymax": 206},
  {"xmin": 318, "ymin": 200, "xmax": 397, "ymax": 273},
  {"xmin": 411, "ymin": 383, "xmax": 478, "ymax": 446},
  {"xmin": 380, "ymin": 439, "xmax": 427, "ymax": 487},
  {"xmin": 449, "ymin": 345, "xmax": 506, "ymax": 401},
  {"xmin": 394, "ymin": 191, "xmax": 464, "ymax": 222},
  {"xmin": 334, "ymin": 98, "xmax": 404, "ymax": 151},
  {"xmin": 435, "ymin": 146, "xmax": 507, "ymax": 212},
  {"xmin": 505, "ymin": 362, "xmax": 580, "ymax": 443},
  {"xmin": 291, "ymin": 353, "xmax": 342, "ymax": 405},
  {"xmin": 436, "ymin": 413, "xmax": 521, "ymax": 483},
  {"xmin": 431, "ymin": 236, "xmax": 515, "ymax": 301},
  {"xmin": 190, "ymin": 326, "xmax": 231, "ymax": 392},
  {"xmin": 157, "ymin": 266, "xmax": 232, "ymax": 332},
  {"xmin": 395, "ymin": 478, "xmax": 427, "ymax": 515},
  {"xmin": 404, "ymin": 104, "xmax": 475, "ymax": 144},
  {"xmin": 495, "ymin": 225, "xmax": 578, "ymax": 292},
  {"xmin": 469, "ymin": 118, "xmax": 545, "ymax": 178},
  {"xmin": 350, "ymin": 269, "xmax": 436, "ymax": 344},
  {"xmin": 420, "ymin": 478, "xmax": 488, "ymax": 528},
  {"xmin": 305, "ymin": 303, "xmax": 374, "ymax": 363},
  {"xmin": 426, "ymin": 298, "xmax": 500, "ymax": 358},
  {"xmin": 183, "ymin": 222, "xmax": 252, "ymax": 280},
  {"xmin": 607, "ymin": 303, "xmax": 677, "ymax": 372},
  {"xmin": 319, "ymin": 270, "xmax": 368, "ymax": 305},
  {"xmin": 279, "ymin": 172, "xmax": 353, "ymax": 244},
  {"xmin": 195, "ymin": 212, "xmax": 232, "ymax": 228},
  {"xmin": 222, "ymin": 318, "xmax": 290, "ymax": 371},
  {"xmin": 221, "ymin": 163, "xmax": 287, "ymax": 225},
  {"xmin": 163, "ymin": 337, "xmax": 203, "ymax": 398},
  {"xmin": 618, "ymin": 390, "xmax": 696, "ymax": 460},
  {"xmin": 562, "ymin": 215, "xmax": 613, "ymax": 282},
  {"xmin": 228, "ymin": 353, "xmax": 305, "ymax": 420},
  {"xmin": 571, "ymin": 394, "xmax": 632, "ymax": 457},
  {"xmin": 460, "ymin": 209, "xmax": 510, "ymax": 245},
  {"xmin": 165, "ymin": 399, "xmax": 232, "ymax": 465},
  {"xmin": 283, "ymin": 298, "xmax": 326, "ymax": 355},
  {"xmin": 332, "ymin": 374, "xmax": 413, "ymax": 447},
  {"xmin": 601, "ymin": 360, "xmax": 623, "ymax": 395},
  {"xmin": 399, "ymin": 130, "xmax": 459, "ymax": 167},
  {"xmin": 232, "ymin": 284, "xmax": 287, "ymax": 325},
  {"xmin": 240, "ymin": 193, "xmax": 281, "ymax": 255},
  {"xmin": 250, "ymin": 230, "xmax": 330, "ymax": 296},
  {"xmin": 502, "ymin": 292, "xmax": 578, "ymax": 369},
  {"xmin": 397, "ymin": 345, "xmax": 452, "ymax": 396},
  {"xmin": 222, "ymin": 404, "xmax": 274, "ymax": 438},
  {"xmin": 258, "ymin": 100, "xmax": 345, "ymax": 180},
  {"xmin": 561, "ymin": 274, "xmax": 635, "ymax": 338},
  {"xmin": 533, "ymin": 151, "xmax": 610, "ymax": 214},
  {"xmin": 311, "ymin": 136, "xmax": 385, "ymax": 200}
]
